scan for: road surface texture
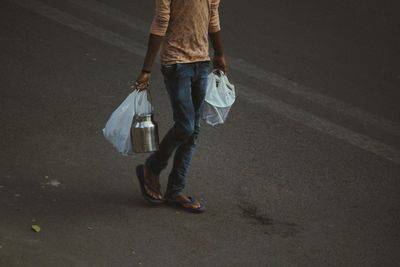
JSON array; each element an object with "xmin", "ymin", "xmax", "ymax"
[{"xmin": 1, "ymin": 0, "xmax": 399, "ymax": 266}]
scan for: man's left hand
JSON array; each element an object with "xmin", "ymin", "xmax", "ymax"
[{"xmin": 213, "ymin": 55, "xmax": 227, "ymax": 74}]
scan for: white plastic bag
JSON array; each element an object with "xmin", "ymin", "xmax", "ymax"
[
  {"xmin": 102, "ymin": 90, "xmax": 152, "ymax": 156},
  {"xmin": 202, "ymin": 71, "xmax": 236, "ymax": 126}
]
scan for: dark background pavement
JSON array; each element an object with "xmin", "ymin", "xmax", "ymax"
[{"xmin": 1, "ymin": 0, "xmax": 399, "ymax": 266}]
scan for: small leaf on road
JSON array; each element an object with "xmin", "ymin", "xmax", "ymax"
[{"xmin": 31, "ymin": 224, "xmax": 41, "ymax": 232}]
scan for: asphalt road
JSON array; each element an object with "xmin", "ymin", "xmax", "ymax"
[{"xmin": 1, "ymin": 0, "xmax": 399, "ymax": 266}]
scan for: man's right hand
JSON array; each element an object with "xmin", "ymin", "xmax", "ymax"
[{"xmin": 134, "ymin": 72, "xmax": 151, "ymax": 91}]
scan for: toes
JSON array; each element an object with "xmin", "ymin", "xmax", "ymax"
[
  {"xmin": 152, "ymin": 192, "xmax": 161, "ymax": 200},
  {"xmin": 145, "ymin": 186, "xmax": 162, "ymax": 200},
  {"xmin": 183, "ymin": 201, "xmax": 201, "ymax": 209}
]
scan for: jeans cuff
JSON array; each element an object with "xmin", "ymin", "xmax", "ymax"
[
  {"xmin": 144, "ymin": 158, "xmax": 161, "ymax": 176},
  {"xmin": 164, "ymin": 189, "xmax": 183, "ymax": 199}
]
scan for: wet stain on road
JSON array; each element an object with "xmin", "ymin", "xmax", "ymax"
[{"xmin": 238, "ymin": 202, "xmax": 302, "ymax": 237}]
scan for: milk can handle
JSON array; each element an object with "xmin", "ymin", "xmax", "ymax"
[
  {"xmin": 146, "ymin": 89, "xmax": 155, "ymax": 114},
  {"xmin": 146, "ymin": 89, "xmax": 153, "ymax": 105}
]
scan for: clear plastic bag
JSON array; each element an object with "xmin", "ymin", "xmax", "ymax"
[
  {"xmin": 202, "ymin": 71, "xmax": 236, "ymax": 126},
  {"xmin": 102, "ymin": 90, "xmax": 152, "ymax": 156}
]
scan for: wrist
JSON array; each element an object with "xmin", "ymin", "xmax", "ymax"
[{"xmin": 141, "ymin": 69, "xmax": 151, "ymax": 74}]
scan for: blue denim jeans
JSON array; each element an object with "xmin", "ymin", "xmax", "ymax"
[{"xmin": 145, "ymin": 61, "xmax": 209, "ymax": 198}]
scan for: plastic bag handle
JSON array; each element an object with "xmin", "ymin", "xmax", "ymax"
[
  {"xmin": 135, "ymin": 89, "xmax": 154, "ymax": 116},
  {"xmin": 134, "ymin": 88, "xmax": 153, "ymax": 105}
]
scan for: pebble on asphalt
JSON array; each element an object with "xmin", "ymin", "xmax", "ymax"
[
  {"xmin": 41, "ymin": 179, "xmax": 62, "ymax": 188},
  {"xmin": 50, "ymin": 179, "xmax": 61, "ymax": 187}
]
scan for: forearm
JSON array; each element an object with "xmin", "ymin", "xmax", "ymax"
[
  {"xmin": 209, "ymin": 30, "xmax": 224, "ymax": 56},
  {"xmin": 141, "ymin": 33, "xmax": 164, "ymax": 72}
]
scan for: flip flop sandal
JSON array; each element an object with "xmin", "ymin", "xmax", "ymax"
[
  {"xmin": 136, "ymin": 165, "xmax": 164, "ymax": 205},
  {"xmin": 166, "ymin": 196, "xmax": 206, "ymax": 214}
]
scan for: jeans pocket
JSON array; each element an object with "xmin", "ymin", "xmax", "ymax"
[
  {"xmin": 198, "ymin": 61, "xmax": 210, "ymax": 77},
  {"xmin": 161, "ymin": 64, "xmax": 178, "ymax": 76}
]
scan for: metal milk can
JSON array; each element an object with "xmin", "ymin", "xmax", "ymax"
[{"xmin": 131, "ymin": 113, "xmax": 159, "ymax": 153}]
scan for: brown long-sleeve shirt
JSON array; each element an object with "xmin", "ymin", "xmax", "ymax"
[{"xmin": 150, "ymin": 0, "xmax": 221, "ymax": 64}]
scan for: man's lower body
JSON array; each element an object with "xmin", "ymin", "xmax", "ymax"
[{"xmin": 137, "ymin": 61, "xmax": 209, "ymax": 212}]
